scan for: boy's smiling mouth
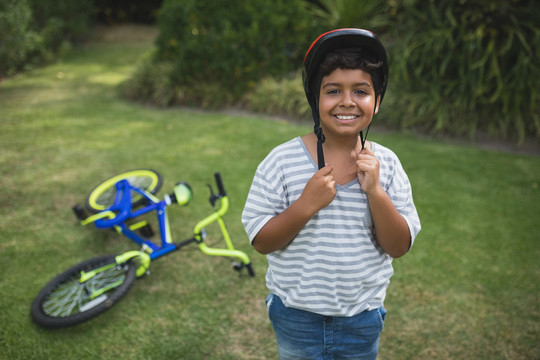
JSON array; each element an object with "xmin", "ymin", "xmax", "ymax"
[
  {"xmin": 336, "ymin": 115, "xmax": 357, "ymax": 120},
  {"xmin": 334, "ymin": 114, "xmax": 359, "ymax": 122}
]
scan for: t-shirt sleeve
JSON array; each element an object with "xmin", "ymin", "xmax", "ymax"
[
  {"xmin": 384, "ymin": 155, "xmax": 421, "ymax": 249},
  {"xmin": 242, "ymin": 164, "xmax": 287, "ymax": 244}
]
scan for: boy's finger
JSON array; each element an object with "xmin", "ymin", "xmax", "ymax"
[
  {"xmin": 319, "ymin": 165, "xmax": 334, "ymax": 175},
  {"xmin": 358, "ymin": 147, "xmax": 374, "ymax": 156}
]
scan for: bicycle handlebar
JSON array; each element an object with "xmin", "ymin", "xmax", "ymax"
[
  {"xmin": 214, "ymin": 172, "xmax": 226, "ymax": 197},
  {"xmin": 92, "ymin": 180, "xmax": 133, "ymax": 229}
]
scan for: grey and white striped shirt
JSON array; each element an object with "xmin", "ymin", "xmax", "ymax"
[{"xmin": 242, "ymin": 137, "xmax": 421, "ymax": 316}]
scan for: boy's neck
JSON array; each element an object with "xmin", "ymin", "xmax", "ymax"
[
  {"xmin": 324, "ymin": 133, "xmax": 366, "ymax": 154},
  {"xmin": 322, "ymin": 134, "xmax": 365, "ymax": 185},
  {"xmin": 304, "ymin": 132, "xmax": 366, "ymax": 152}
]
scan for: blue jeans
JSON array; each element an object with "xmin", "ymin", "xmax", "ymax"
[{"xmin": 266, "ymin": 293, "xmax": 386, "ymax": 360}]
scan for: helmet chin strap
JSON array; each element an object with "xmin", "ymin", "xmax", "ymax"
[
  {"xmin": 313, "ymin": 108, "xmax": 326, "ymax": 170},
  {"xmin": 360, "ymin": 124, "xmax": 371, "ymax": 150},
  {"xmin": 312, "ymin": 74, "xmax": 327, "ymax": 170}
]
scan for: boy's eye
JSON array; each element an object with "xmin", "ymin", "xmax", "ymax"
[
  {"xmin": 326, "ymin": 89, "xmax": 340, "ymax": 94},
  {"xmin": 322, "ymin": 88, "xmax": 370, "ymax": 95}
]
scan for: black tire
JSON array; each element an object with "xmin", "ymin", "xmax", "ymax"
[
  {"xmin": 85, "ymin": 169, "xmax": 163, "ymax": 213},
  {"xmin": 31, "ymin": 255, "xmax": 137, "ymax": 329}
]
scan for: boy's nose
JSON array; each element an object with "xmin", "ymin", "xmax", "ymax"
[{"xmin": 341, "ymin": 92, "xmax": 356, "ymax": 107}]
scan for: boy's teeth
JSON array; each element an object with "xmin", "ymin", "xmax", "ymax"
[{"xmin": 336, "ymin": 115, "xmax": 356, "ymax": 120}]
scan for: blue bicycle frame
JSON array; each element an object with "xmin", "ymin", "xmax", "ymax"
[{"xmin": 77, "ymin": 174, "xmax": 254, "ymax": 275}]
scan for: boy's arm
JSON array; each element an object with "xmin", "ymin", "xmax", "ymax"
[
  {"xmin": 365, "ymin": 187, "xmax": 411, "ymax": 258},
  {"xmin": 357, "ymin": 148, "xmax": 411, "ymax": 258},
  {"xmin": 252, "ymin": 166, "xmax": 336, "ymax": 254}
]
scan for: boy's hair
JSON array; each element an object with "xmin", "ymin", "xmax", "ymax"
[{"xmin": 317, "ymin": 47, "xmax": 383, "ymax": 100}]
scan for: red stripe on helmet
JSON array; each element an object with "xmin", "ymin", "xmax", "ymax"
[{"xmin": 303, "ymin": 28, "xmax": 374, "ymax": 63}]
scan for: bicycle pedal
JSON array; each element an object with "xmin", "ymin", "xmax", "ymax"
[
  {"xmin": 232, "ymin": 261, "xmax": 244, "ymax": 272},
  {"xmin": 72, "ymin": 204, "xmax": 88, "ymax": 220},
  {"xmin": 139, "ymin": 224, "xmax": 154, "ymax": 237}
]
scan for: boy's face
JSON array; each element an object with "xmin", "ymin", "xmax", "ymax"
[{"xmin": 318, "ymin": 68, "xmax": 379, "ymax": 139}]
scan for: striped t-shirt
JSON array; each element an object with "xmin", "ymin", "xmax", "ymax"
[{"xmin": 242, "ymin": 137, "xmax": 421, "ymax": 317}]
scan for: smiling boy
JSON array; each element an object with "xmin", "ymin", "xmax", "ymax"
[{"xmin": 242, "ymin": 29, "xmax": 421, "ymax": 359}]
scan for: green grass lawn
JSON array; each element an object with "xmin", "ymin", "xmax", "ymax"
[{"xmin": 1, "ymin": 25, "xmax": 538, "ymax": 360}]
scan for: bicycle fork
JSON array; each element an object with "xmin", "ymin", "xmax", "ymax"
[
  {"xmin": 78, "ymin": 251, "xmax": 151, "ymax": 298},
  {"xmin": 193, "ymin": 196, "xmax": 255, "ymax": 276}
]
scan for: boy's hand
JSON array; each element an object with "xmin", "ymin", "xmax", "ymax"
[
  {"xmin": 357, "ymin": 148, "xmax": 381, "ymax": 195},
  {"xmin": 252, "ymin": 165, "xmax": 336, "ymax": 254},
  {"xmin": 299, "ymin": 165, "xmax": 336, "ymax": 215}
]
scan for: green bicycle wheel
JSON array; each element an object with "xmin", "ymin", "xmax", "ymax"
[
  {"xmin": 85, "ymin": 169, "xmax": 163, "ymax": 213},
  {"xmin": 31, "ymin": 255, "xmax": 137, "ymax": 329}
]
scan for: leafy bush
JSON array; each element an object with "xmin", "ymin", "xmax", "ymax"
[
  {"xmin": 305, "ymin": 0, "xmax": 390, "ymax": 33},
  {"xmin": 243, "ymin": 71, "xmax": 311, "ymax": 120},
  {"xmin": 386, "ymin": 0, "xmax": 540, "ymax": 142},
  {"xmin": 144, "ymin": 0, "xmax": 319, "ymax": 108},
  {"xmin": 123, "ymin": 51, "xmax": 178, "ymax": 107},
  {"xmin": 0, "ymin": 0, "xmax": 38, "ymax": 76},
  {"xmin": 29, "ymin": 0, "xmax": 93, "ymax": 47},
  {"xmin": 0, "ymin": 0, "xmax": 93, "ymax": 77},
  {"xmin": 94, "ymin": 0, "xmax": 163, "ymax": 25}
]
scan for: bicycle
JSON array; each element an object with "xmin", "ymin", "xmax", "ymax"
[{"xmin": 31, "ymin": 169, "xmax": 255, "ymax": 329}]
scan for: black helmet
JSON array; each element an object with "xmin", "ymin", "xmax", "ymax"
[{"xmin": 302, "ymin": 28, "xmax": 389, "ymax": 169}]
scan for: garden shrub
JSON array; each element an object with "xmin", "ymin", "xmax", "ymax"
[
  {"xmin": 123, "ymin": 52, "xmax": 178, "ymax": 107},
  {"xmin": 94, "ymin": 0, "xmax": 163, "ymax": 25},
  {"xmin": 144, "ymin": 0, "xmax": 320, "ymax": 108},
  {"xmin": 305, "ymin": 0, "xmax": 390, "ymax": 34},
  {"xmin": 29, "ymin": 0, "xmax": 93, "ymax": 48},
  {"xmin": 0, "ymin": 0, "xmax": 38, "ymax": 76},
  {"xmin": 386, "ymin": 0, "xmax": 540, "ymax": 142},
  {"xmin": 0, "ymin": 0, "xmax": 93, "ymax": 77},
  {"xmin": 243, "ymin": 71, "xmax": 311, "ymax": 121}
]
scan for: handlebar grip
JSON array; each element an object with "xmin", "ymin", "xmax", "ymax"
[
  {"xmin": 246, "ymin": 263, "xmax": 256, "ymax": 277},
  {"xmin": 72, "ymin": 204, "xmax": 88, "ymax": 220},
  {"xmin": 214, "ymin": 172, "xmax": 226, "ymax": 196}
]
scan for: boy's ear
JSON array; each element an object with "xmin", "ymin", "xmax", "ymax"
[{"xmin": 374, "ymin": 96, "xmax": 381, "ymax": 115}]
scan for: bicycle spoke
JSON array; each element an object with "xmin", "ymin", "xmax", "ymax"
[
  {"xmin": 42, "ymin": 265, "xmax": 128, "ymax": 317},
  {"xmin": 97, "ymin": 176, "xmax": 154, "ymax": 207},
  {"xmin": 43, "ymin": 278, "xmax": 85, "ymax": 317}
]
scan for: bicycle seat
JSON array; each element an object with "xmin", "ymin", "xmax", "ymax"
[{"xmin": 94, "ymin": 180, "xmax": 133, "ymax": 229}]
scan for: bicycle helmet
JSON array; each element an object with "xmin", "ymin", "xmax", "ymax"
[{"xmin": 303, "ymin": 28, "xmax": 389, "ymax": 169}]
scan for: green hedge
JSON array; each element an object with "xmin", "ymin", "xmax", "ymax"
[
  {"xmin": 131, "ymin": 0, "xmax": 320, "ymax": 108},
  {"xmin": 386, "ymin": 0, "xmax": 540, "ymax": 142},
  {"xmin": 243, "ymin": 71, "xmax": 311, "ymax": 120},
  {"xmin": 123, "ymin": 0, "xmax": 539, "ymax": 143},
  {"xmin": 94, "ymin": 0, "xmax": 163, "ymax": 25},
  {"xmin": 0, "ymin": 0, "xmax": 93, "ymax": 77},
  {"xmin": 0, "ymin": 0, "xmax": 39, "ymax": 76}
]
